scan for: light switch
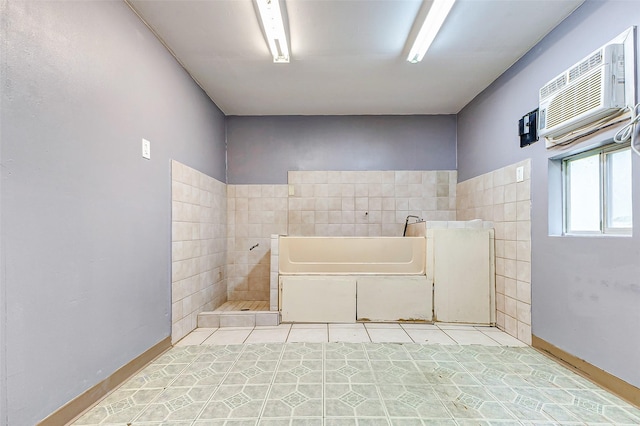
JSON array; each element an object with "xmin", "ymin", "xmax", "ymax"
[
  {"xmin": 288, "ymin": 185, "xmax": 295, "ymax": 196},
  {"xmin": 516, "ymin": 166, "xmax": 524, "ymax": 182},
  {"xmin": 142, "ymin": 138, "xmax": 151, "ymax": 160}
]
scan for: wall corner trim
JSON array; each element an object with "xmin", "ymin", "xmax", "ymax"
[
  {"xmin": 532, "ymin": 335, "xmax": 640, "ymax": 408},
  {"xmin": 37, "ymin": 336, "xmax": 172, "ymax": 426}
]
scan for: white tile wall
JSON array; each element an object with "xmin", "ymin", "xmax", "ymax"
[
  {"xmin": 226, "ymin": 185, "xmax": 288, "ymax": 302},
  {"xmin": 288, "ymin": 170, "xmax": 457, "ymax": 236},
  {"xmin": 456, "ymin": 159, "xmax": 532, "ymax": 345},
  {"xmin": 225, "ymin": 170, "xmax": 456, "ymax": 307},
  {"xmin": 171, "ymin": 161, "xmax": 227, "ymax": 343},
  {"xmin": 170, "ymin": 165, "xmax": 522, "ymax": 343}
]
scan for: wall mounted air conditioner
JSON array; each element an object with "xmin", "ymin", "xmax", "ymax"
[
  {"xmin": 537, "ymin": 27, "xmax": 637, "ymax": 147},
  {"xmin": 538, "ymin": 43, "xmax": 626, "ymax": 140}
]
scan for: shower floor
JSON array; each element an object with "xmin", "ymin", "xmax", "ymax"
[{"xmin": 215, "ymin": 300, "xmax": 270, "ymax": 311}]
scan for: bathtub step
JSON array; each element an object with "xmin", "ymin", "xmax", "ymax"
[{"xmin": 198, "ymin": 310, "xmax": 280, "ymax": 328}]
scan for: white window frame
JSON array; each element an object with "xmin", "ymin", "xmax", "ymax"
[{"xmin": 562, "ymin": 143, "xmax": 632, "ymax": 236}]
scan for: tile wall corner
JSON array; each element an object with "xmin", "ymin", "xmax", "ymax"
[
  {"xmin": 171, "ymin": 161, "xmax": 227, "ymax": 343},
  {"xmin": 456, "ymin": 159, "xmax": 532, "ymax": 345}
]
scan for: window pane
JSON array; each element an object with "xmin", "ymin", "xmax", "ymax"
[
  {"xmin": 606, "ymin": 148, "xmax": 632, "ymax": 229},
  {"xmin": 567, "ymin": 154, "xmax": 600, "ymax": 232}
]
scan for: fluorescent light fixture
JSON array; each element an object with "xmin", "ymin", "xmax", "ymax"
[
  {"xmin": 407, "ymin": 0, "xmax": 456, "ymax": 63},
  {"xmin": 256, "ymin": 0, "xmax": 290, "ymax": 63}
]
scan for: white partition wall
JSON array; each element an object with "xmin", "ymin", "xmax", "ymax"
[{"xmin": 433, "ymin": 229, "xmax": 492, "ymax": 324}]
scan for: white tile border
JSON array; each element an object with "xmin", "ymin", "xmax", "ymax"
[{"xmin": 181, "ymin": 323, "xmax": 529, "ymax": 347}]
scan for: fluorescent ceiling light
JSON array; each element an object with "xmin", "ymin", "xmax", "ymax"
[
  {"xmin": 407, "ymin": 0, "xmax": 456, "ymax": 63},
  {"xmin": 256, "ymin": 0, "xmax": 290, "ymax": 63}
]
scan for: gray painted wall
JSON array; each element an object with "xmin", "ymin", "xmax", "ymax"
[
  {"xmin": 226, "ymin": 115, "xmax": 457, "ymax": 184},
  {"xmin": 457, "ymin": 0, "xmax": 640, "ymax": 387},
  {"xmin": 0, "ymin": 2, "xmax": 225, "ymax": 424}
]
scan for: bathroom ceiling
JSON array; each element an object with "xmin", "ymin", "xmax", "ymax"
[{"xmin": 127, "ymin": 0, "xmax": 584, "ymax": 116}]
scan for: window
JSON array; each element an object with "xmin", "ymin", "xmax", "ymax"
[{"xmin": 563, "ymin": 144, "xmax": 632, "ymax": 235}]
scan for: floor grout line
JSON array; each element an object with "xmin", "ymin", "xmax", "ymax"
[
  {"xmin": 321, "ymin": 342, "xmax": 326, "ymax": 425},
  {"xmin": 191, "ymin": 344, "xmax": 257, "ymax": 424},
  {"xmin": 479, "ymin": 328, "xmax": 506, "ymax": 346},
  {"xmin": 440, "ymin": 329, "xmax": 459, "ymax": 345},
  {"xmin": 257, "ymin": 343, "xmax": 287, "ymax": 421}
]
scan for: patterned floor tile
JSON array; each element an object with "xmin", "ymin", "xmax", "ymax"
[
  {"xmin": 427, "ymin": 366, "xmax": 480, "ymax": 387},
  {"xmin": 363, "ymin": 343, "xmax": 410, "ymax": 361},
  {"xmin": 325, "ymin": 343, "xmax": 367, "ymax": 360},
  {"xmin": 73, "ymin": 388, "xmax": 161, "ymax": 425},
  {"xmin": 390, "ymin": 420, "xmax": 456, "ymax": 426},
  {"xmin": 274, "ymin": 359, "xmax": 323, "ymax": 384},
  {"xmin": 324, "ymin": 384, "xmax": 386, "ymax": 417},
  {"xmin": 378, "ymin": 385, "xmax": 450, "ymax": 419},
  {"xmin": 501, "ymin": 401, "xmax": 553, "ymax": 422},
  {"xmin": 602, "ymin": 404, "xmax": 640, "ymax": 424},
  {"xmin": 223, "ymin": 360, "xmax": 280, "ymax": 385},
  {"xmin": 403, "ymin": 344, "xmax": 440, "ymax": 360},
  {"xmin": 355, "ymin": 418, "xmax": 392, "ymax": 426},
  {"xmin": 238, "ymin": 343, "xmax": 285, "ymax": 361},
  {"xmin": 120, "ymin": 362, "xmax": 189, "ymax": 390},
  {"xmin": 193, "ymin": 420, "xmax": 258, "ymax": 426},
  {"xmin": 325, "ymin": 359, "xmax": 376, "ymax": 384},
  {"xmin": 371, "ymin": 360, "xmax": 427, "ymax": 385},
  {"xmin": 170, "ymin": 360, "xmax": 233, "ymax": 387},
  {"xmin": 133, "ymin": 385, "xmax": 216, "ymax": 422},
  {"xmin": 325, "ymin": 418, "xmax": 358, "ymax": 426},
  {"xmin": 197, "ymin": 384, "xmax": 271, "ymax": 420},
  {"xmin": 262, "ymin": 383, "xmax": 323, "ymax": 417},
  {"xmin": 540, "ymin": 403, "xmax": 581, "ymax": 423},
  {"xmin": 154, "ymin": 345, "xmax": 206, "ymax": 365},
  {"xmin": 281, "ymin": 343, "xmax": 324, "ymax": 360},
  {"xmin": 325, "ymin": 417, "xmax": 392, "ymax": 426},
  {"xmin": 72, "ymin": 342, "xmax": 640, "ymax": 426},
  {"xmin": 258, "ymin": 418, "xmax": 323, "ymax": 426}
]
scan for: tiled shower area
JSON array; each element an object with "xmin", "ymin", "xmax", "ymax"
[{"xmin": 171, "ymin": 160, "xmax": 530, "ymax": 345}]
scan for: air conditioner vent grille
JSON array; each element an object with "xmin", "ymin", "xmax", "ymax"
[
  {"xmin": 546, "ymin": 69, "xmax": 603, "ymax": 129},
  {"xmin": 540, "ymin": 75, "xmax": 567, "ymax": 99},
  {"xmin": 568, "ymin": 50, "xmax": 603, "ymax": 82}
]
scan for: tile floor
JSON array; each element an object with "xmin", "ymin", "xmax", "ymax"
[
  {"xmin": 216, "ymin": 301, "xmax": 271, "ymax": 312},
  {"xmin": 175, "ymin": 323, "xmax": 528, "ymax": 347},
  {"xmin": 72, "ymin": 323, "xmax": 640, "ymax": 425}
]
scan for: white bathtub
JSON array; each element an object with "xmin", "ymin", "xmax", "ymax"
[
  {"xmin": 277, "ymin": 236, "xmax": 430, "ymax": 322},
  {"xmin": 278, "ymin": 236, "xmax": 426, "ymax": 275}
]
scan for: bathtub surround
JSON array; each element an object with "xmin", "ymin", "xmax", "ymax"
[
  {"xmin": 456, "ymin": 159, "xmax": 532, "ymax": 344},
  {"xmin": 171, "ymin": 161, "xmax": 228, "ymax": 343},
  {"xmin": 226, "ymin": 170, "xmax": 456, "ymax": 306},
  {"xmin": 288, "ymin": 170, "xmax": 457, "ymax": 237}
]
